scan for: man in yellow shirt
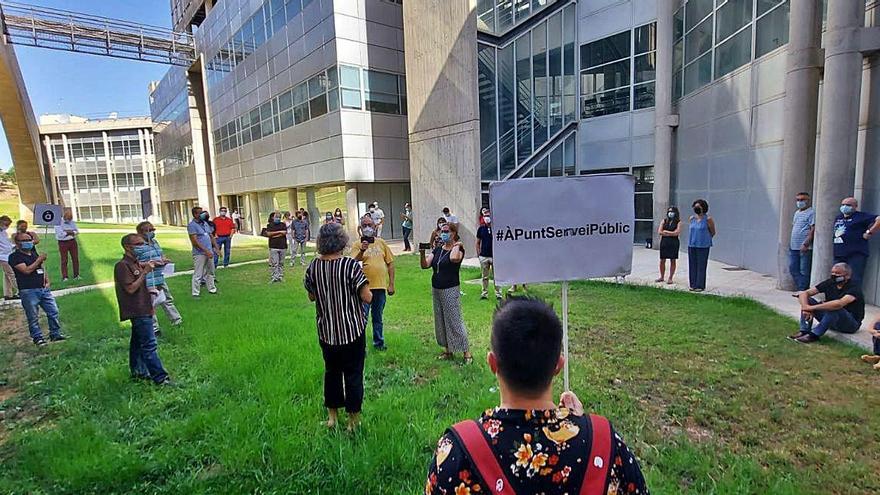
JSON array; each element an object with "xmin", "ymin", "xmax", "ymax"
[{"xmin": 354, "ymin": 215, "xmax": 395, "ymax": 351}]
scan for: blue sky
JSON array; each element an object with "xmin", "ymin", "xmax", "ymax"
[{"xmin": 0, "ymin": 0, "xmax": 173, "ymax": 171}]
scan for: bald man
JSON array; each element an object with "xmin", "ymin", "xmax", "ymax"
[{"xmin": 833, "ymin": 197, "xmax": 880, "ymax": 287}]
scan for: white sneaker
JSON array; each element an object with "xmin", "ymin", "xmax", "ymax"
[{"xmin": 208, "ymin": 288, "xmax": 218, "ymax": 294}]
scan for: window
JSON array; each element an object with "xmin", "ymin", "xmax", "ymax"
[
  {"xmin": 562, "ymin": 4, "xmax": 576, "ymax": 126},
  {"xmin": 498, "ymin": 43, "xmax": 516, "ymax": 178},
  {"xmin": 515, "ymin": 34, "xmax": 532, "ymax": 163},
  {"xmin": 478, "ymin": 44, "xmax": 498, "ymax": 181},
  {"xmin": 340, "ymin": 65, "xmax": 362, "ymax": 110},
  {"xmin": 364, "ymin": 70, "xmax": 401, "ymax": 114},
  {"xmin": 756, "ymin": 1, "xmax": 789, "ymax": 58},
  {"xmin": 533, "ymin": 21, "xmax": 548, "ymax": 149}
]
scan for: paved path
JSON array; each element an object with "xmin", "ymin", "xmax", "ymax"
[{"xmin": 462, "ymin": 247, "xmax": 876, "ymax": 351}]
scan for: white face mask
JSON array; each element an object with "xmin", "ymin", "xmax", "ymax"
[
  {"xmin": 219, "ymin": 211, "xmax": 227, "ymax": 217},
  {"xmin": 483, "ymin": 216, "xmax": 491, "ymax": 224}
]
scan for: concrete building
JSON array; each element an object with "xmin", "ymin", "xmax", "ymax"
[
  {"xmin": 151, "ymin": 0, "xmax": 411, "ymax": 236},
  {"xmin": 402, "ymin": 0, "xmax": 880, "ymax": 306},
  {"xmin": 38, "ymin": 114, "xmax": 161, "ymax": 224}
]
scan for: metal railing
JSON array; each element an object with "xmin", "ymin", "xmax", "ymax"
[{"xmin": 0, "ymin": 1, "xmax": 195, "ymax": 66}]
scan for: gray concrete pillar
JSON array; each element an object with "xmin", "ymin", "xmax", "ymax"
[
  {"xmin": 776, "ymin": 0, "xmax": 823, "ymax": 290},
  {"xmin": 60, "ymin": 133, "xmax": 77, "ymax": 219},
  {"xmin": 287, "ymin": 188, "xmax": 298, "ymax": 213},
  {"xmin": 247, "ymin": 193, "xmax": 261, "ymax": 235},
  {"xmin": 101, "ymin": 131, "xmax": 119, "ymax": 222},
  {"xmin": 652, "ymin": 0, "xmax": 676, "ymax": 248},
  {"xmin": 345, "ymin": 183, "xmax": 359, "ymax": 240},
  {"xmin": 813, "ymin": 0, "xmax": 865, "ymax": 284},
  {"xmin": 306, "ymin": 188, "xmax": 319, "ymax": 232}
]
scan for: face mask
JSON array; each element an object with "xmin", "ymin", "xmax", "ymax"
[
  {"xmin": 833, "ymin": 275, "xmax": 846, "ymax": 284},
  {"xmin": 483, "ymin": 216, "xmax": 491, "ymax": 224},
  {"xmin": 840, "ymin": 205, "xmax": 854, "ymax": 216},
  {"xmin": 145, "ymin": 232, "xmax": 156, "ymax": 241},
  {"xmin": 362, "ymin": 226, "xmax": 376, "ymax": 237},
  {"xmin": 693, "ymin": 207, "xmax": 702, "ymax": 215},
  {"xmin": 796, "ymin": 201, "xmax": 807, "ymax": 210},
  {"xmin": 439, "ymin": 232, "xmax": 451, "ymax": 242},
  {"xmin": 369, "ymin": 208, "xmax": 376, "ymax": 213},
  {"xmin": 219, "ymin": 211, "xmax": 227, "ymax": 217},
  {"xmin": 20, "ymin": 241, "xmax": 34, "ymax": 250},
  {"xmin": 200, "ymin": 212, "xmax": 209, "ymax": 221},
  {"xmin": 133, "ymin": 245, "xmax": 151, "ymax": 257},
  {"xmin": 274, "ymin": 218, "xmax": 282, "ymax": 224}
]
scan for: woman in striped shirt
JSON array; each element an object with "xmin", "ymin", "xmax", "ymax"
[{"xmin": 304, "ymin": 223, "xmax": 373, "ymax": 431}]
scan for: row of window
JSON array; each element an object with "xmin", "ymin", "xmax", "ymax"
[
  {"xmin": 57, "ymin": 173, "xmax": 148, "ymax": 193},
  {"xmin": 477, "ymin": 0, "xmax": 556, "ymax": 34},
  {"xmin": 518, "ymin": 132, "xmax": 576, "ymax": 178},
  {"xmin": 673, "ymin": 0, "xmax": 790, "ymax": 98},
  {"xmin": 50, "ymin": 139, "xmax": 144, "ymax": 162},
  {"xmin": 579, "ymin": 23, "xmax": 657, "ymax": 119},
  {"xmin": 478, "ymin": 3, "xmax": 577, "ymax": 182},
  {"xmin": 205, "ymin": 0, "xmax": 318, "ymax": 90},
  {"xmin": 212, "ymin": 65, "xmax": 407, "ymax": 155},
  {"xmin": 73, "ymin": 204, "xmax": 143, "ymax": 222}
]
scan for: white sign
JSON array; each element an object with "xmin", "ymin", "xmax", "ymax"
[
  {"xmin": 33, "ymin": 203, "xmax": 63, "ymax": 226},
  {"xmin": 490, "ymin": 175, "xmax": 635, "ymax": 286},
  {"xmin": 162, "ymin": 263, "xmax": 175, "ymax": 276}
]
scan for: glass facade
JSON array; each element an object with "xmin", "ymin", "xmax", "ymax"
[
  {"xmin": 478, "ymin": 3, "xmax": 576, "ymax": 182},
  {"xmin": 580, "ymin": 22, "xmax": 657, "ymax": 119},
  {"xmin": 673, "ymin": 0, "xmax": 790, "ymax": 98},
  {"xmin": 212, "ymin": 65, "xmax": 407, "ymax": 156},
  {"xmin": 478, "ymin": 0, "xmax": 556, "ymax": 34}
]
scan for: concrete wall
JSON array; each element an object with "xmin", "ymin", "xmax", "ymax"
[{"xmin": 403, "ymin": 0, "xmax": 481, "ymax": 247}]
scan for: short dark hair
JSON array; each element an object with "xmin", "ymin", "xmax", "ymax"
[
  {"xmin": 442, "ymin": 207, "xmax": 450, "ymax": 214},
  {"xmin": 796, "ymin": 192, "xmax": 811, "ymax": 198},
  {"xmin": 191, "ymin": 206, "xmax": 202, "ymax": 216},
  {"xmin": 0, "ymin": 215, "xmax": 10, "ymax": 225},
  {"xmin": 136, "ymin": 221, "xmax": 152, "ymax": 234},
  {"xmin": 16, "ymin": 220, "xmax": 27, "ymax": 228},
  {"xmin": 692, "ymin": 199, "xmax": 709, "ymax": 213},
  {"xmin": 491, "ymin": 297, "xmax": 563, "ymax": 396},
  {"xmin": 120, "ymin": 233, "xmax": 142, "ymax": 248}
]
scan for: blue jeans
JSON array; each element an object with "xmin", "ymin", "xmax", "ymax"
[
  {"xmin": 363, "ymin": 289, "xmax": 387, "ymax": 348},
  {"xmin": 688, "ymin": 247, "xmax": 710, "ymax": 290},
  {"xmin": 129, "ymin": 316, "xmax": 169, "ymax": 383},
  {"xmin": 834, "ymin": 254, "xmax": 867, "ymax": 288},
  {"xmin": 19, "ymin": 288, "xmax": 62, "ymax": 342},
  {"xmin": 214, "ymin": 236, "xmax": 232, "ymax": 267},
  {"xmin": 403, "ymin": 227, "xmax": 412, "ymax": 251},
  {"xmin": 789, "ymin": 249, "xmax": 813, "ymax": 291},
  {"xmin": 800, "ymin": 297, "xmax": 861, "ymax": 337}
]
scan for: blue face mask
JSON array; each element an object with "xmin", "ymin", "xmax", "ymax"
[
  {"xmin": 273, "ymin": 217, "xmax": 281, "ymax": 224},
  {"xmin": 667, "ymin": 211, "xmax": 676, "ymax": 219},
  {"xmin": 840, "ymin": 205, "xmax": 854, "ymax": 216},
  {"xmin": 439, "ymin": 232, "xmax": 451, "ymax": 242},
  {"xmin": 200, "ymin": 212, "xmax": 209, "ymax": 221},
  {"xmin": 796, "ymin": 200, "xmax": 807, "ymax": 210},
  {"xmin": 133, "ymin": 245, "xmax": 151, "ymax": 258},
  {"xmin": 20, "ymin": 241, "xmax": 34, "ymax": 251},
  {"xmin": 145, "ymin": 232, "xmax": 156, "ymax": 241}
]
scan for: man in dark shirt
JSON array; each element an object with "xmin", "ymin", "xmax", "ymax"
[
  {"xmin": 9, "ymin": 232, "xmax": 65, "ymax": 346},
  {"xmin": 475, "ymin": 208, "xmax": 501, "ymax": 300},
  {"xmin": 426, "ymin": 297, "xmax": 648, "ymax": 495},
  {"xmin": 114, "ymin": 234, "xmax": 171, "ymax": 385},
  {"xmin": 790, "ymin": 262, "xmax": 864, "ymax": 344},
  {"xmin": 832, "ymin": 197, "xmax": 880, "ymax": 287}
]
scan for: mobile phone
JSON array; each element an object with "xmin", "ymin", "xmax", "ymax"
[
  {"xmin": 418, "ymin": 242, "xmax": 431, "ymax": 250},
  {"xmin": 361, "ymin": 236, "xmax": 375, "ymax": 244}
]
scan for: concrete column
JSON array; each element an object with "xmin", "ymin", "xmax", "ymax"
[
  {"xmin": 101, "ymin": 131, "xmax": 119, "ymax": 222},
  {"xmin": 247, "ymin": 193, "xmax": 261, "ymax": 235},
  {"xmin": 813, "ymin": 0, "xmax": 865, "ymax": 284},
  {"xmin": 306, "ymin": 188, "xmax": 319, "ymax": 232},
  {"xmin": 345, "ymin": 183, "xmax": 359, "ymax": 239},
  {"xmin": 287, "ymin": 188, "xmax": 298, "ymax": 213},
  {"xmin": 60, "ymin": 134, "xmax": 78, "ymax": 219},
  {"xmin": 145, "ymin": 131, "xmax": 162, "ymax": 222},
  {"xmin": 776, "ymin": 0, "xmax": 823, "ymax": 290},
  {"xmin": 652, "ymin": 0, "xmax": 676, "ymax": 248}
]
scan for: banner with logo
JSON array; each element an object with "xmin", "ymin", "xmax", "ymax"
[{"xmin": 489, "ymin": 175, "xmax": 635, "ymax": 286}]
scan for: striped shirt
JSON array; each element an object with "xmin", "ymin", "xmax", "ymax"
[
  {"xmin": 304, "ymin": 256, "xmax": 368, "ymax": 345},
  {"xmin": 790, "ymin": 207, "xmax": 815, "ymax": 250},
  {"xmin": 136, "ymin": 239, "xmax": 166, "ymax": 288}
]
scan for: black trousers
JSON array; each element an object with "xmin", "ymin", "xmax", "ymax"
[{"xmin": 320, "ymin": 334, "xmax": 366, "ymax": 413}]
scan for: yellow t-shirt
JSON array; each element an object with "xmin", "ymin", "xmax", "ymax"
[{"xmin": 360, "ymin": 237, "xmax": 394, "ymax": 290}]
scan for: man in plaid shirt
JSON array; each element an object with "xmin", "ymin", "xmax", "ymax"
[{"xmin": 136, "ymin": 221, "xmax": 183, "ymax": 335}]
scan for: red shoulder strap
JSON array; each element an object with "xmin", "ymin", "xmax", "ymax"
[
  {"xmin": 580, "ymin": 414, "xmax": 612, "ymax": 495},
  {"xmin": 450, "ymin": 420, "xmax": 517, "ymax": 495}
]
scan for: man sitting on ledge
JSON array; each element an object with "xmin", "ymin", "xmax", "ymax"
[{"xmin": 790, "ymin": 262, "xmax": 864, "ymax": 344}]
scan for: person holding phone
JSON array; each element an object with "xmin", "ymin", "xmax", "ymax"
[
  {"xmin": 353, "ymin": 215, "xmax": 395, "ymax": 351},
  {"xmin": 420, "ymin": 223, "xmax": 471, "ymax": 363},
  {"xmin": 10, "ymin": 232, "xmax": 65, "ymax": 346},
  {"xmin": 136, "ymin": 221, "xmax": 182, "ymax": 335}
]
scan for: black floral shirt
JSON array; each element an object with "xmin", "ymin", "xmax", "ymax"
[{"xmin": 426, "ymin": 408, "xmax": 648, "ymax": 495}]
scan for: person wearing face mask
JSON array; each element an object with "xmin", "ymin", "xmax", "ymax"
[
  {"xmin": 188, "ymin": 207, "xmax": 218, "ymax": 297},
  {"xmin": 136, "ymin": 221, "xmax": 182, "ymax": 335},
  {"xmin": 687, "ymin": 199, "xmax": 716, "ymax": 292},
  {"xmin": 114, "ymin": 233, "xmax": 171, "ymax": 385},
  {"xmin": 369, "ymin": 202, "xmax": 385, "ymax": 238},
  {"xmin": 657, "ymin": 206, "xmax": 682, "ymax": 285},
  {"xmin": 476, "ymin": 208, "xmax": 502, "ymax": 300},
  {"xmin": 421, "ymin": 223, "xmax": 472, "ymax": 363},
  {"xmin": 334, "ymin": 208, "xmax": 345, "ymax": 225},
  {"xmin": 54, "ymin": 208, "xmax": 80, "ymax": 282},
  {"xmin": 324, "ymin": 212, "xmax": 335, "ymax": 225},
  {"xmin": 290, "ymin": 211, "xmax": 311, "ymax": 267},
  {"xmin": 0, "ymin": 215, "xmax": 19, "ymax": 300},
  {"xmin": 212, "ymin": 207, "xmax": 236, "ymax": 269},
  {"xmin": 263, "ymin": 211, "xmax": 289, "ymax": 283},
  {"xmin": 400, "ymin": 202, "xmax": 413, "ymax": 252},
  {"xmin": 354, "ymin": 215, "xmax": 395, "ymax": 351},
  {"xmin": 789, "ymin": 193, "xmax": 815, "ymax": 293},
  {"xmin": 430, "ymin": 217, "xmax": 448, "ymax": 246},
  {"xmin": 15, "ymin": 220, "xmax": 40, "ymax": 246},
  {"xmin": 790, "ymin": 262, "xmax": 864, "ymax": 344},
  {"xmin": 832, "ymin": 197, "xmax": 880, "ymax": 288},
  {"xmin": 10, "ymin": 232, "xmax": 65, "ymax": 346}
]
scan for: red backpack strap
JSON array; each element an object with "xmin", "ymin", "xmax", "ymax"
[
  {"xmin": 450, "ymin": 420, "xmax": 517, "ymax": 495},
  {"xmin": 580, "ymin": 414, "xmax": 613, "ymax": 495}
]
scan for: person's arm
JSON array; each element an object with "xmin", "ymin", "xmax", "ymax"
[
  {"xmin": 864, "ymin": 215, "xmax": 880, "ymax": 239},
  {"xmin": 31, "ymin": 231, "xmax": 40, "ymax": 245},
  {"xmin": 12, "ymin": 254, "xmax": 47, "ymax": 275},
  {"xmin": 707, "ymin": 217, "xmax": 716, "ymax": 237},
  {"xmin": 189, "ymin": 233, "xmax": 212, "ymax": 257},
  {"xmin": 798, "ymin": 286, "xmax": 821, "ymax": 307},
  {"xmin": 354, "ymin": 240, "xmax": 368, "ymax": 261},
  {"xmin": 120, "ymin": 262, "xmax": 155, "ymax": 295},
  {"xmin": 673, "ymin": 221, "xmax": 683, "ymax": 236},
  {"xmin": 425, "ymin": 435, "xmax": 479, "ymax": 495},
  {"xmin": 608, "ymin": 430, "xmax": 649, "ymax": 494},
  {"xmin": 359, "ymin": 282, "xmax": 373, "ymax": 304},
  {"xmin": 802, "ymin": 224, "xmax": 815, "ymax": 252},
  {"xmin": 385, "ymin": 246, "xmax": 395, "ymax": 294},
  {"xmin": 657, "ymin": 222, "xmax": 666, "ymax": 236},
  {"xmin": 805, "ymin": 294, "xmax": 856, "ymax": 312},
  {"xmin": 420, "ymin": 248, "xmax": 434, "ymax": 269},
  {"xmin": 475, "ymin": 233, "xmax": 482, "ymax": 254},
  {"xmin": 450, "ymin": 242, "xmax": 464, "ymax": 263}
]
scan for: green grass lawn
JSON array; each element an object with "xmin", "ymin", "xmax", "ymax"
[
  {"xmin": 23, "ymin": 231, "xmax": 269, "ymax": 288},
  {"xmin": 1, "ymin": 256, "xmax": 878, "ymax": 494},
  {"xmin": 0, "ymin": 191, "xmax": 18, "ymax": 219}
]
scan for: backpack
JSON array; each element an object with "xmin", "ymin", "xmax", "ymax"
[{"xmin": 449, "ymin": 414, "xmax": 612, "ymax": 495}]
